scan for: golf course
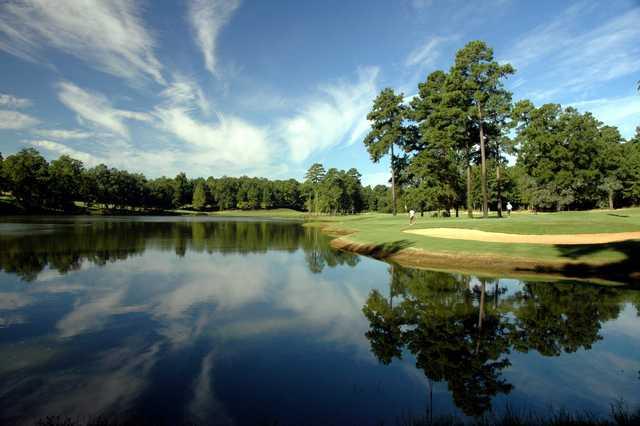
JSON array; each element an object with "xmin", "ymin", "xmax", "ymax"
[{"xmin": 307, "ymin": 208, "xmax": 640, "ymax": 284}]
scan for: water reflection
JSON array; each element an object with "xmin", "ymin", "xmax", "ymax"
[
  {"xmin": 362, "ymin": 267, "xmax": 637, "ymax": 417},
  {"xmin": 0, "ymin": 217, "xmax": 638, "ymax": 425},
  {"xmin": 0, "ymin": 216, "xmax": 360, "ymax": 281}
]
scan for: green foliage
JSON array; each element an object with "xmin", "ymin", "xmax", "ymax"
[
  {"xmin": 192, "ymin": 181, "xmax": 207, "ymax": 210},
  {"xmin": 305, "ymin": 164, "xmax": 366, "ymax": 214},
  {"xmin": 172, "ymin": 172, "xmax": 192, "ymax": 208},
  {"xmin": 514, "ymin": 104, "xmax": 628, "ymax": 210},
  {"xmin": 2, "ymin": 148, "xmax": 51, "ymax": 210},
  {"xmin": 49, "ymin": 155, "xmax": 85, "ymax": 211},
  {"xmin": 363, "ymin": 88, "xmax": 416, "ymax": 214},
  {"xmin": 359, "ymin": 39, "xmax": 639, "ymax": 215}
]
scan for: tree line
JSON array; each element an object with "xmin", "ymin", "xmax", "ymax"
[
  {"xmin": 363, "ymin": 40, "xmax": 640, "ymax": 216},
  {"xmin": 0, "ymin": 219, "xmax": 359, "ymax": 281},
  {"xmin": 0, "ymin": 148, "xmax": 392, "ymax": 214}
]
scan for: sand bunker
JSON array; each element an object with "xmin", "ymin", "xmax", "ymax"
[{"xmin": 404, "ymin": 228, "xmax": 640, "ymax": 245}]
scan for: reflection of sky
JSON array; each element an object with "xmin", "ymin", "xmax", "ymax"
[{"xmin": 0, "ymin": 226, "xmax": 638, "ymax": 424}]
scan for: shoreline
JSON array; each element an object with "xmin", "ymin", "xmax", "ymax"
[{"xmin": 309, "ymin": 222, "xmax": 640, "ymax": 285}]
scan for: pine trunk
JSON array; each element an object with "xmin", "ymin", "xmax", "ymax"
[
  {"xmin": 496, "ymin": 163, "xmax": 502, "ymax": 218},
  {"xmin": 390, "ymin": 144, "xmax": 397, "ymax": 216},
  {"xmin": 477, "ymin": 103, "xmax": 488, "ymax": 218},
  {"xmin": 609, "ymin": 190, "xmax": 614, "ymax": 210},
  {"xmin": 466, "ymin": 162, "xmax": 473, "ymax": 218}
]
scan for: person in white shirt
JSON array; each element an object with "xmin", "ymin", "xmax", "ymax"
[
  {"xmin": 409, "ymin": 209, "xmax": 416, "ymax": 225},
  {"xmin": 506, "ymin": 202, "xmax": 513, "ymax": 216}
]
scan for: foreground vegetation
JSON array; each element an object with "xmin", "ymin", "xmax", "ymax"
[
  {"xmin": 31, "ymin": 403, "xmax": 640, "ymax": 426},
  {"xmin": 308, "ymin": 208, "xmax": 640, "ymax": 283}
]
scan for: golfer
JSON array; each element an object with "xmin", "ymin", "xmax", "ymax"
[
  {"xmin": 506, "ymin": 202, "xmax": 512, "ymax": 216},
  {"xmin": 409, "ymin": 209, "xmax": 416, "ymax": 225}
]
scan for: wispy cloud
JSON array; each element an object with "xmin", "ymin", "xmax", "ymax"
[
  {"xmin": 279, "ymin": 67, "xmax": 379, "ymax": 163},
  {"xmin": 405, "ymin": 36, "xmax": 452, "ymax": 68},
  {"xmin": 57, "ymin": 81, "xmax": 152, "ymax": 139},
  {"xmin": 504, "ymin": 4, "xmax": 640, "ymax": 93},
  {"xmin": 0, "ymin": 0, "xmax": 165, "ymax": 84},
  {"xmin": 32, "ymin": 129, "xmax": 97, "ymax": 140},
  {"xmin": 0, "ymin": 92, "xmax": 31, "ymax": 109},
  {"xmin": 188, "ymin": 0, "xmax": 240, "ymax": 76},
  {"xmin": 0, "ymin": 110, "xmax": 39, "ymax": 129},
  {"xmin": 568, "ymin": 95, "xmax": 640, "ymax": 139},
  {"xmin": 160, "ymin": 74, "xmax": 210, "ymax": 115},
  {"xmin": 153, "ymin": 107, "xmax": 272, "ymax": 170}
]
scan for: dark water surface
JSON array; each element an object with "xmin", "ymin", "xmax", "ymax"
[{"xmin": 0, "ymin": 216, "xmax": 639, "ymax": 425}]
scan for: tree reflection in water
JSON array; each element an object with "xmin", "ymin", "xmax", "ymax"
[
  {"xmin": 362, "ymin": 266, "xmax": 630, "ymax": 417},
  {"xmin": 0, "ymin": 218, "xmax": 360, "ymax": 281}
]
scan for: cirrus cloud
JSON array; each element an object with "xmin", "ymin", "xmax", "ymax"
[
  {"xmin": 188, "ymin": 0, "xmax": 240, "ymax": 77},
  {"xmin": 57, "ymin": 81, "xmax": 152, "ymax": 139},
  {"xmin": 279, "ymin": 67, "xmax": 380, "ymax": 163},
  {"xmin": 0, "ymin": 92, "xmax": 31, "ymax": 109},
  {"xmin": 0, "ymin": 110, "xmax": 39, "ymax": 129},
  {"xmin": 0, "ymin": 0, "xmax": 165, "ymax": 85}
]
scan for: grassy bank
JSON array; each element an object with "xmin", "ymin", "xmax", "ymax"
[
  {"xmin": 306, "ymin": 208, "xmax": 640, "ymax": 284},
  {"xmin": 172, "ymin": 207, "xmax": 307, "ymax": 219}
]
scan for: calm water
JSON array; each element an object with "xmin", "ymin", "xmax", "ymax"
[{"xmin": 0, "ymin": 216, "xmax": 639, "ymax": 425}]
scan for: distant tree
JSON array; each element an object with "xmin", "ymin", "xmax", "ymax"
[
  {"xmin": 147, "ymin": 177, "xmax": 175, "ymax": 209},
  {"xmin": 344, "ymin": 168, "xmax": 364, "ymax": 213},
  {"xmin": 192, "ymin": 180, "xmax": 207, "ymax": 210},
  {"xmin": 0, "ymin": 152, "xmax": 7, "ymax": 193},
  {"xmin": 621, "ymin": 127, "xmax": 640, "ymax": 205},
  {"xmin": 49, "ymin": 155, "xmax": 85, "ymax": 211},
  {"xmin": 304, "ymin": 163, "xmax": 326, "ymax": 214},
  {"xmin": 172, "ymin": 172, "xmax": 191, "ymax": 208},
  {"xmin": 364, "ymin": 88, "xmax": 414, "ymax": 215},
  {"xmin": 2, "ymin": 148, "xmax": 50, "ymax": 210}
]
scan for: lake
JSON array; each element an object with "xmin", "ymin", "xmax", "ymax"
[{"xmin": 0, "ymin": 216, "xmax": 639, "ymax": 425}]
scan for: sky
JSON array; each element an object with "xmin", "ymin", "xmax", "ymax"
[{"xmin": 0, "ymin": 0, "xmax": 639, "ymax": 186}]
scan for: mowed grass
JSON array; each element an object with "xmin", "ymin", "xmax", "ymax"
[
  {"xmin": 176, "ymin": 208, "xmax": 307, "ymax": 219},
  {"xmin": 310, "ymin": 208, "xmax": 640, "ymax": 264}
]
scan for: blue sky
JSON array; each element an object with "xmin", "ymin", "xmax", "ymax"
[{"xmin": 0, "ymin": 0, "xmax": 639, "ymax": 186}]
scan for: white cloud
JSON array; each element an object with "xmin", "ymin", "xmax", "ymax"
[
  {"xmin": 504, "ymin": 6, "xmax": 640, "ymax": 93},
  {"xmin": 32, "ymin": 129, "xmax": 96, "ymax": 140},
  {"xmin": 0, "ymin": 0, "xmax": 164, "ymax": 84},
  {"xmin": 279, "ymin": 67, "xmax": 379, "ymax": 163},
  {"xmin": 160, "ymin": 74, "xmax": 210, "ymax": 114},
  {"xmin": 153, "ymin": 106, "xmax": 271, "ymax": 170},
  {"xmin": 0, "ymin": 110, "xmax": 39, "ymax": 129},
  {"xmin": 57, "ymin": 81, "xmax": 152, "ymax": 139},
  {"xmin": 28, "ymin": 139, "xmax": 100, "ymax": 166},
  {"xmin": 567, "ymin": 95, "xmax": 640, "ymax": 139},
  {"xmin": 0, "ymin": 92, "xmax": 31, "ymax": 108},
  {"xmin": 405, "ymin": 36, "xmax": 450, "ymax": 68},
  {"xmin": 188, "ymin": 0, "xmax": 240, "ymax": 76}
]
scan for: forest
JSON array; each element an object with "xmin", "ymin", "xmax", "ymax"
[
  {"xmin": 1, "ymin": 40, "xmax": 639, "ymax": 216},
  {"xmin": 0, "ymin": 148, "xmax": 380, "ymax": 214}
]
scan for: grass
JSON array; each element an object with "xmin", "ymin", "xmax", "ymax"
[
  {"xmin": 171, "ymin": 207, "xmax": 307, "ymax": 219},
  {"xmin": 304, "ymin": 208, "xmax": 640, "ymax": 283}
]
